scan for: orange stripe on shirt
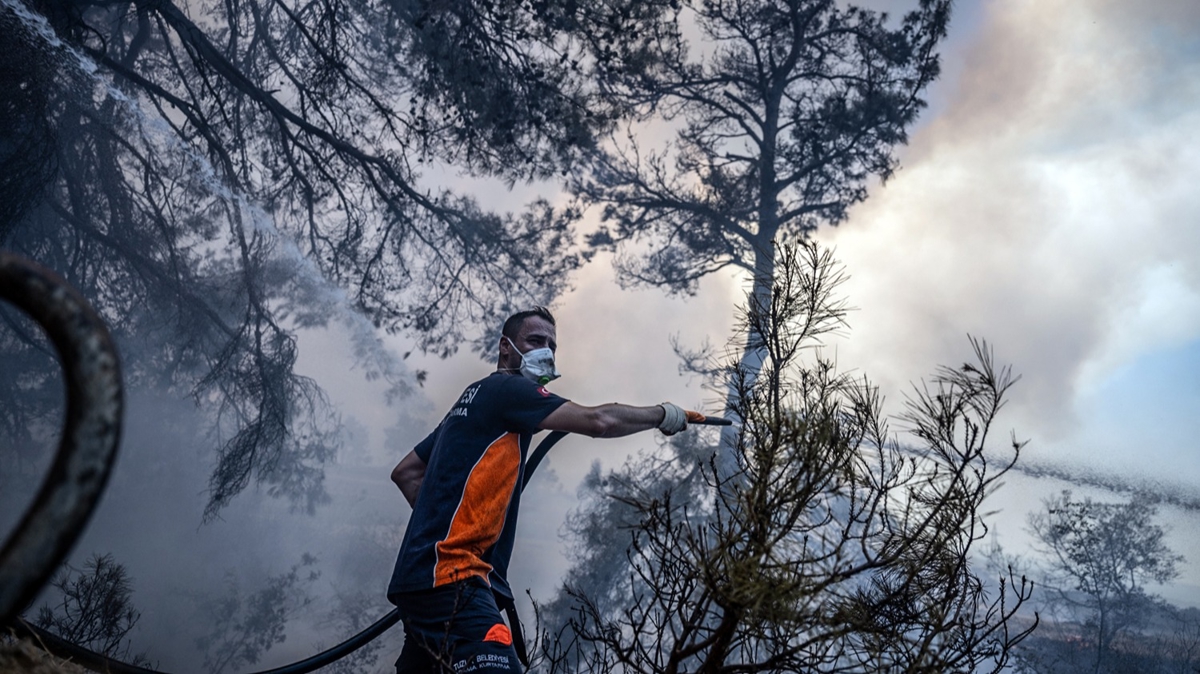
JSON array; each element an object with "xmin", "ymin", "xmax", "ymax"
[{"xmin": 434, "ymin": 432, "xmax": 521, "ymax": 586}]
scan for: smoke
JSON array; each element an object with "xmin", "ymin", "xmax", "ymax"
[
  {"xmin": 996, "ymin": 452, "xmax": 1200, "ymax": 515},
  {"xmin": 821, "ymin": 0, "xmax": 1200, "ymax": 488},
  {"xmin": 2, "ymin": 370, "xmax": 416, "ymax": 672}
]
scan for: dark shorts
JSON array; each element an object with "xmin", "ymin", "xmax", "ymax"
[{"xmin": 391, "ymin": 579, "xmax": 522, "ymax": 673}]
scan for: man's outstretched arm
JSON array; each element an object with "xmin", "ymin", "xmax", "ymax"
[
  {"xmin": 539, "ymin": 401, "xmax": 685, "ymax": 438},
  {"xmin": 391, "ymin": 450, "xmax": 427, "ymax": 507}
]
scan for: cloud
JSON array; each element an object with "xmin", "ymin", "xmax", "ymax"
[{"xmin": 821, "ymin": 0, "xmax": 1200, "ymax": 454}]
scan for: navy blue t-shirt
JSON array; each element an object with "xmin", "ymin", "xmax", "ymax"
[{"xmin": 388, "ymin": 372, "xmax": 568, "ymax": 601}]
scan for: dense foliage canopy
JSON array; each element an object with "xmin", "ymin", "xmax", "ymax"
[{"xmin": 0, "ymin": 0, "xmax": 653, "ymax": 516}]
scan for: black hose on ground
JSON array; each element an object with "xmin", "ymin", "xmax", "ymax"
[{"xmin": 8, "ymin": 610, "xmax": 402, "ymax": 674}]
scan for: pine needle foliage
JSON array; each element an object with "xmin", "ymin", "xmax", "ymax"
[{"xmin": 541, "ymin": 243, "xmax": 1036, "ymax": 674}]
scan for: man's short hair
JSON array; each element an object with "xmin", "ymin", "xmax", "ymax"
[{"xmin": 501, "ymin": 306, "xmax": 556, "ymax": 340}]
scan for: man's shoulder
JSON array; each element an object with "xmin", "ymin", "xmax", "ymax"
[
  {"xmin": 478, "ymin": 372, "xmax": 566, "ymax": 403},
  {"xmin": 455, "ymin": 372, "xmax": 526, "ymax": 406},
  {"xmin": 472, "ymin": 371, "xmax": 516, "ymax": 394}
]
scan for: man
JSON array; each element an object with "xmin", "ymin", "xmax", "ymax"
[{"xmin": 387, "ymin": 307, "xmax": 691, "ymax": 673}]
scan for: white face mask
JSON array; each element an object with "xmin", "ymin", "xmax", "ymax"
[{"xmin": 505, "ymin": 336, "xmax": 561, "ymax": 385}]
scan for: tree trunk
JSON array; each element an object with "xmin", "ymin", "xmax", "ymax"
[
  {"xmin": 1094, "ymin": 600, "xmax": 1107, "ymax": 674},
  {"xmin": 716, "ymin": 238, "xmax": 775, "ymax": 491}
]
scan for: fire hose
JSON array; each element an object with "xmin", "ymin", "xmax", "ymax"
[{"xmin": 0, "ymin": 252, "xmax": 123, "ymax": 626}]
